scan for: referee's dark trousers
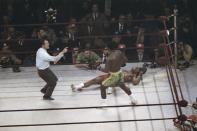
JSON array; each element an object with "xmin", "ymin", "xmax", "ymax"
[{"xmin": 38, "ymin": 68, "xmax": 58, "ymax": 97}]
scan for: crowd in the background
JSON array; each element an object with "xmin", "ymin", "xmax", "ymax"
[{"xmin": 0, "ymin": 0, "xmax": 195, "ymax": 68}]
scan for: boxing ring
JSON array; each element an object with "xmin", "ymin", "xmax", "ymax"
[
  {"xmin": 0, "ymin": 16, "xmax": 190, "ymax": 131},
  {"xmin": 0, "ymin": 63, "xmax": 180, "ymax": 131}
]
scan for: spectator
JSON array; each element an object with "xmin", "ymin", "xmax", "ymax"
[
  {"xmin": 142, "ymin": 22, "xmax": 163, "ymax": 62},
  {"xmin": 1, "ymin": 26, "xmax": 25, "ymax": 51},
  {"xmin": 84, "ymin": 41, "xmax": 92, "ymax": 49},
  {"xmin": 57, "ymin": 35, "xmax": 69, "ymax": 50},
  {"xmin": 178, "ymin": 41, "xmax": 194, "ymax": 69},
  {"xmin": 65, "ymin": 17, "xmax": 80, "ymax": 35},
  {"xmin": 32, "ymin": 26, "xmax": 57, "ymax": 49},
  {"xmin": 79, "ymin": 17, "xmax": 95, "ymax": 36},
  {"xmin": 37, "ymin": 28, "xmax": 47, "ymax": 39},
  {"xmin": 42, "ymin": 25, "xmax": 57, "ymax": 48},
  {"xmin": 59, "ymin": 24, "xmax": 81, "ymax": 49},
  {"xmin": 75, "ymin": 48, "xmax": 101, "ymax": 69},
  {"xmin": 66, "ymin": 24, "xmax": 81, "ymax": 49},
  {"xmin": 1, "ymin": 26, "xmax": 24, "ymax": 41},
  {"xmin": 126, "ymin": 12, "xmax": 135, "ymax": 34},
  {"xmin": 72, "ymin": 47, "xmax": 79, "ymax": 64},
  {"xmin": 150, "ymin": 43, "xmax": 166, "ymax": 68},
  {"xmin": 126, "ymin": 12, "xmax": 138, "ymax": 45},
  {"xmin": 0, "ymin": 43, "xmax": 21, "ymax": 72},
  {"xmin": 102, "ymin": 46, "xmax": 111, "ymax": 64},
  {"xmin": 126, "ymin": 12, "xmax": 133, "ymax": 30},
  {"xmin": 112, "ymin": 14, "xmax": 129, "ymax": 35},
  {"xmin": 58, "ymin": 23, "xmax": 82, "ymax": 63},
  {"xmin": 32, "ymin": 28, "xmax": 46, "ymax": 40},
  {"xmin": 108, "ymin": 32, "xmax": 125, "ymax": 50},
  {"xmin": 93, "ymin": 38, "xmax": 106, "ymax": 49},
  {"xmin": 69, "ymin": 17, "xmax": 78, "ymax": 28},
  {"xmin": 83, "ymin": 4, "xmax": 108, "ymax": 35}
]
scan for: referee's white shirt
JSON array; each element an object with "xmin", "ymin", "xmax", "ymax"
[{"xmin": 36, "ymin": 48, "xmax": 63, "ymax": 70}]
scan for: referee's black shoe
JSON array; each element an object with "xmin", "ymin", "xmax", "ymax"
[{"xmin": 43, "ymin": 96, "xmax": 54, "ymax": 100}]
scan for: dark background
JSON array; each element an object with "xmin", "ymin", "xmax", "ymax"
[{"xmin": 0, "ymin": 0, "xmax": 197, "ymax": 55}]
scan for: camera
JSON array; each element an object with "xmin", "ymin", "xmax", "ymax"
[{"xmin": 0, "ymin": 56, "xmax": 10, "ymax": 68}]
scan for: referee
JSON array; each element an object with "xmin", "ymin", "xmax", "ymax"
[{"xmin": 36, "ymin": 38, "xmax": 68, "ymax": 100}]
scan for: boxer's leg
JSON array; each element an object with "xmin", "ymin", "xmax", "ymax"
[
  {"xmin": 71, "ymin": 75, "xmax": 105, "ymax": 92},
  {"xmin": 84, "ymin": 77, "xmax": 103, "ymax": 87}
]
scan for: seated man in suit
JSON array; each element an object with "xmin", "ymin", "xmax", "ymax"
[{"xmin": 112, "ymin": 14, "xmax": 129, "ymax": 35}]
